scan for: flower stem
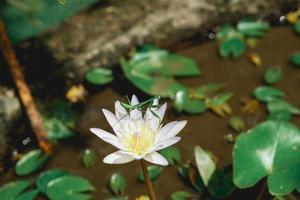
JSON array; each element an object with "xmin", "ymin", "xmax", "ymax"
[{"xmin": 140, "ymin": 159, "xmax": 157, "ymax": 200}]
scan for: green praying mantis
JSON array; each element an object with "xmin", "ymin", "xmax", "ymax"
[{"xmin": 118, "ymin": 95, "xmax": 163, "ymax": 124}]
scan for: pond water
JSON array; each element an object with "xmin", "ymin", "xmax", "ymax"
[{"xmin": 0, "ymin": 26, "xmax": 300, "ymax": 199}]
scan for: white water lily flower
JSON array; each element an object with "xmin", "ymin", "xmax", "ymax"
[{"xmin": 90, "ymin": 95, "xmax": 187, "ymax": 166}]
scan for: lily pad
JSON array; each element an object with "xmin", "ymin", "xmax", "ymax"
[
  {"xmin": 264, "ymin": 67, "xmax": 282, "ymax": 85},
  {"xmin": 138, "ymin": 166, "xmax": 163, "ymax": 182},
  {"xmin": 170, "ymin": 191, "xmax": 192, "ymax": 200},
  {"xmin": 0, "ymin": 180, "xmax": 38, "ymax": 200},
  {"xmin": 43, "ymin": 117, "xmax": 76, "ymax": 140},
  {"xmin": 219, "ymin": 38, "xmax": 246, "ymax": 58},
  {"xmin": 237, "ymin": 19, "xmax": 270, "ymax": 37},
  {"xmin": 267, "ymin": 99, "xmax": 300, "ymax": 121},
  {"xmin": 174, "ymin": 90, "xmax": 206, "ymax": 114},
  {"xmin": 82, "ymin": 149, "xmax": 97, "ymax": 168},
  {"xmin": 233, "ymin": 121, "xmax": 300, "ymax": 195},
  {"xmin": 253, "ymin": 86, "xmax": 285, "ymax": 102},
  {"xmin": 109, "ymin": 173, "xmax": 127, "ymax": 196},
  {"xmin": 295, "ymin": 20, "xmax": 300, "ymax": 34},
  {"xmin": 290, "ymin": 52, "xmax": 300, "ymax": 68},
  {"xmin": 85, "ymin": 68, "xmax": 114, "ymax": 85},
  {"xmin": 15, "ymin": 149, "xmax": 48, "ymax": 176},
  {"xmin": 46, "ymin": 175, "xmax": 94, "ymax": 200},
  {"xmin": 36, "ymin": 169, "xmax": 69, "ymax": 194},
  {"xmin": 159, "ymin": 146, "xmax": 181, "ymax": 165}
]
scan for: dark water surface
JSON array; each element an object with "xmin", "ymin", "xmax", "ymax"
[{"xmin": 1, "ymin": 26, "xmax": 300, "ymax": 199}]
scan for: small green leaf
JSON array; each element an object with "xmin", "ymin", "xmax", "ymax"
[
  {"xmin": 267, "ymin": 99, "xmax": 300, "ymax": 120},
  {"xmin": 159, "ymin": 146, "xmax": 181, "ymax": 165},
  {"xmin": 237, "ymin": 19, "xmax": 270, "ymax": 37},
  {"xmin": 194, "ymin": 83, "xmax": 225, "ymax": 99},
  {"xmin": 109, "ymin": 173, "xmax": 127, "ymax": 196},
  {"xmin": 15, "ymin": 149, "xmax": 48, "ymax": 176},
  {"xmin": 85, "ymin": 68, "xmax": 114, "ymax": 85},
  {"xmin": 36, "ymin": 169, "xmax": 69, "ymax": 194},
  {"xmin": 294, "ymin": 20, "xmax": 300, "ymax": 35},
  {"xmin": 290, "ymin": 52, "xmax": 300, "ymax": 68},
  {"xmin": 174, "ymin": 90, "xmax": 206, "ymax": 114},
  {"xmin": 216, "ymin": 24, "xmax": 235, "ymax": 41},
  {"xmin": 267, "ymin": 111, "xmax": 292, "ymax": 121},
  {"xmin": 233, "ymin": 121, "xmax": 300, "ymax": 195},
  {"xmin": 264, "ymin": 66, "xmax": 282, "ymax": 85},
  {"xmin": 219, "ymin": 38, "xmax": 246, "ymax": 58},
  {"xmin": 229, "ymin": 116, "xmax": 245, "ymax": 132},
  {"xmin": 46, "ymin": 175, "xmax": 94, "ymax": 200},
  {"xmin": 82, "ymin": 149, "xmax": 97, "ymax": 168},
  {"xmin": 49, "ymin": 99, "xmax": 77, "ymax": 128},
  {"xmin": 0, "ymin": 180, "xmax": 31, "ymax": 200},
  {"xmin": 170, "ymin": 191, "xmax": 192, "ymax": 200},
  {"xmin": 44, "ymin": 117, "xmax": 75, "ymax": 140},
  {"xmin": 138, "ymin": 166, "xmax": 163, "ymax": 182},
  {"xmin": 253, "ymin": 86, "xmax": 285, "ymax": 102},
  {"xmin": 15, "ymin": 189, "xmax": 39, "ymax": 200}
]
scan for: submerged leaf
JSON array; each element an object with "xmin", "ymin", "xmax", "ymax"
[
  {"xmin": 233, "ymin": 121, "xmax": 300, "ymax": 195},
  {"xmin": 85, "ymin": 68, "xmax": 114, "ymax": 85},
  {"xmin": 264, "ymin": 67, "xmax": 282, "ymax": 85},
  {"xmin": 159, "ymin": 146, "xmax": 181, "ymax": 165},
  {"xmin": 46, "ymin": 175, "xmax": 94, "ymax": 200},
  {"xmin": 138, "ymin": 166, "xmax": 163, "ymax": 182},
  {"xmin": 82, "ymin": 149, "xmax": 97, "ymax": 168},
  {"xmin": 109, "ymin": 173, "xmax": 127, "ymax": 196},
  {"xmin": 44, "ymin": 118, "xmax": 75, "ymax": 140},
  {"xmin": 15, "ymin": 149, "xmax": 48, "ymax": 176}
]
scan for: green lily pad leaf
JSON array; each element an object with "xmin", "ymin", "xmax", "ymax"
[
  {"xmin": 138, "ymin": 166, "xmax": 163, "ymax": 182},
  {"xmin": 16, "ymin": 189, "xmax": 39, "ymax": 200},
  {"xmin": 290, "ymin": 52, "xmax": 300, "ymax": 68},
  {"xmin": 253, "ymin": 86, "xmax": 285, "ymax": 102},
  {"xmin": 46, "ymin": 175, "xmax": 94, "ymax": 200},
  {"xmin": 267, "ymin": 99, "xmax": 300, "ymax": 121},
  {"xmin": 193, "ymin": 83, "xmax": 225, "ymax": 99},
  {"xmin": 174, "ymin": 90, "xmax": 206, "ymax": 114},
  {"xmin": 219, "ymin": 38, "xmax": 246, "ymax": 58},
  {"xmin": 85, "ymin": 68, "xmax": 114, "ymax": 85},
  {"xmin": 109, "ymin": 173, "xmax": 127, "ymax": 196},
  {"xmin": 170, "ymin": 191, "xmax": 192, "ymax": 200},
  {"xmin": 49, "ymin": 99, "xmax": 77, "ymax": 128},
  {"xmin": 194, "ymin": 146, "xmax": 215, "ymax": 186},
  {"xmin": 216, "ymin": 24, "xmax": 235, "ymax": 41},
  {"xmin": 15, "ymin": 149, "xmax": 48, "ymax": 176},
  {"xmin": 82, "ymin": 149, "xmax": 97, "ymax": 168},
  {"xmin": 233, "ymin": 121, "xmax": 300, "ymax": 195},
  {"xmin": 36, "ymin": 169, "xmax": 69, "ymax": 194},
  {"xmin": 44, "ymin": 117, "xmax": 75, "ymax": 140},
  {"xmin": 264, "ymin": 67, "xmax": 282, "ymax": 85},
  {"xmin": 159, "ymin": 146, "xmax": 181, "ymax": 165},
  {"xmin": 237, "ymin": 19, "xmax": 270, "ymax": 37},
  {"xmin": 0, "ymin": 180, "xmax": 34, "ymax": 200},
  {"xmin": 267, "ymin": 111, "xmax": 292, "ymax": 121},
  {"xmin": 194, "ymin": 146, "xmax": 234, "ymax": 198},
  {"xmin": 229, "ymin": 116, "xmax": 245, "ymax": 132},
  {"xmin": 295, "ymin": 20, "xmax": 300, "ymax": 35}
]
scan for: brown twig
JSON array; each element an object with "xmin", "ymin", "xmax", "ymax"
[
  {"xmin": 0, "ymin": 19, "xmax": 52, "ymax": 154},
  {"xmin": 140, "ymin": 159, "xmax": 157, "ymax": 200}
]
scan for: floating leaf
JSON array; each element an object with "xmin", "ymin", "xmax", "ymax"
[
  {"xmin": 267, "ymin": 99, "xmax": 300, "ymax": 121},
  {"xmin": 290, "ymin": 52, "xmax": 300, "ymax": 68},
  {"xmin": 46, "ymin": 175, "xmax": 94, "ymax": 200},
  {"xmin": 194, "ymin": 146, "xmax": 234, "ymax": 198},
  {"xmin": 229, "ymin": 116, "xmax": 245, "ymax": 132},
  {"xmin": 109, "ymin": 173, "xmax": 127, "ymax": 196},
  {"xmin": 219, "ymin": 38, "xmax": 246, "ymax": 58},
  {"xmin": 82, "ymin": 149, "xmax": 97, "ymax": 168},
  {"xmin": 138, "ymin": 166, "xmax": 163, "ymax": 182},
  {"xmin": 193, "ymin": 83, "xmax": 225, "ymax": 99},
  {"xmin": 85, "ymin": 68, "xmax": 114, "ymax": 85},
  {"xmin": 247, "ymin": 53, "xmax": 262, "ymax": 67},
  {"xmin": 66, "ymin": 84, "xmax": 86, "ymax": 103},
  {"xmin": 216, "ymin": 24, "xmax": 235, "ymax": 41},
  {"xmin": 159, "ymin": 146, "xmax": 181, "ymax": 165},
  {"xmin": 170, "ymin": 191, "xmax": 192, "ymax": 200},
  {"xmin": 264, "ymin": 67, "xmax": 282, "ymax": 85},
  {"xmin": 206, "ymin": 93, "xmax": 233, "ymax": 117},
  {"xmin": 233, "ymin": 121, "xmax": 300, "ymax": 195},
  {"xmin": 36, "ymin": 169, "xmax": 69, "ymax": 194},
  {"xmin": 174, "ymin": 90, "xmax": 206, "ymax": 114},
  {"xmin": 237, "ymin": 19, "xmax": 270, "ymax": 37},
  {"xmin": 44, "ymin": 117, "xmax": 75, "ymax": 140},
  {"xmin": 295, "ymin": 20, "xmax": 300, "ymax": 34},
  {"xmin": 0, "ymin": 180, "xmax": 38, "ymax": 200},
  {"xmin": 241, "ymin": 98, "xmax": 260, "ymax": 114},
  {"xmin": 253, "ymin": 86, "xmax": 285, "ymax": 102},
  {"xmin": 267, "ymin": 111, "xmax": 292, "ymax": 121},
  {"xmin": 15, "ymin": 149, "xmax": 48, "ymax": 176}
]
